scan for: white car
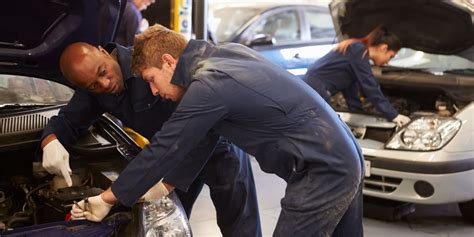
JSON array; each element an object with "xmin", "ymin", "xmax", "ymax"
[{"xmin": 329, "ymin": 0, "xmax": 474, "ymax": 223}]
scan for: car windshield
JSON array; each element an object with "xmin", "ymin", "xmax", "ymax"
[
  {"xmin": 209, "ymin": 6, "xmax": 260, "ymax": 43},
  {"xmin": 0, "ymin": 75, "xmax": 73, "ymax": 107},
  {"xmin": 388, "ymin": 48, "xmax": 474, "ymax": 73}
]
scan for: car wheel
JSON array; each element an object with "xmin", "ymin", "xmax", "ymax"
[{"xmin": 459, "ymin": 200, "xmax": 474, "ymax": 224}]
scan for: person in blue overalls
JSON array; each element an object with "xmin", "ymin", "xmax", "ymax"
[
  {"xmin": 71, "ymin": 24, "xmax": 365, "ymax": 237},
  {"xmin": 115, "ymin": 0, "xmax": 154, "ymax": 46},
  {"xmin": 304, "ymin": 27, "xmax": 411, "ymax": 127},
  {"xmin": 41, "ymin": 42, "xmax": 261, "ymax": 237}
]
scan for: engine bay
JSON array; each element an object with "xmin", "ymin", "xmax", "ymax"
[
  {"xmin": 330, "ymin": 80, "xmax": 469, "ymax": 143},
  {"xmin": 0, "ymin": 148, "xmax": 128, "ymax": 231},
  {"xmin": 330, "ymin": 86, "xmax": 462, "ymax": 118}
]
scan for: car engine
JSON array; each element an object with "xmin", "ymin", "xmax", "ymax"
[
  {"xmin": 0, "ymin": 157, "xmax": 126, "ymax": 231},
  {"xmin": 331, "ymin": 89, "xmax": 460, "ymax": 118},
  {"xmin": 0, "ymin": 110, "xmax": 192, "ymax": 236},
  {"xmin": 330, "ymin": 84, "xmax": 466, "ymax": 144},
  {"xmin": 0, "ymin": 109, "xmax": 134, "ymax": 232}
]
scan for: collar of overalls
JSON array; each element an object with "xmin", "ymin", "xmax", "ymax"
[
  {"xmin": 104, "ymin": 42, "xmax": 134, "ymax": 83},
  {"xmin": 170, "ymin": 39, "xmax": 215, "ymax": 88}
]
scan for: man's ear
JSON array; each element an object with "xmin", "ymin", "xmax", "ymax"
[
  {"xmin": 378, "ymin": 44, "xmax": 388, "ymax": 53},
  {"xmin": 162, "ymin": 54, "xmax": 177, "ymax": 69},
  {"xmin": 97, "ymin": 45, "xmax": 110, "ymax": 56}
]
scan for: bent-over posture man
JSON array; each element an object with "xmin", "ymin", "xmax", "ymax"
[
  {"xmin": 41, "ymin": 42, "xmax": 261, "ymax": 237},
  {"xmin": 72, "ymin": 25, "xmax": 364, "ymax": 237}
]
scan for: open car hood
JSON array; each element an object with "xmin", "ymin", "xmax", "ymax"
[
  {"xmin": 329, "ymin": 0, "xmax": 474, "ymax": 59},
  {"xmin": 0, "ymin": 0, "xmax": 126, "ymax": 86}
]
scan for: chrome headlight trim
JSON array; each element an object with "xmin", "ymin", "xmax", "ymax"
[
  {"xmin": 385, "ymin": 116, "xmax": 462, "ymax": 151},
  {"xmin": 139, "ymin": 192, "xmax": 192, "ymax": 237}
]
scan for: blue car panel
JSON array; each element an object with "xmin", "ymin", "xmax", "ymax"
[{"xmin": 1, "ymin": 213, "xmax": 130, "ymax": 237}]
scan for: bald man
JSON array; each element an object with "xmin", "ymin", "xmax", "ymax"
[{"xmin": 41, "ymin": 42, "xmax": 262, "ymax": 237}]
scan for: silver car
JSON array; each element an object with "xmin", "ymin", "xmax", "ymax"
[{"xmin": 329, "ymin": 0, "xmax": 474, "ymax": 223}]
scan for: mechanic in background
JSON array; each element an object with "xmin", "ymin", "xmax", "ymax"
[
  {"xmin": 41, "ymin": 42, "xmax": 261, "ymax": 237},
  {"xmin": 72, "ymin": 24, "xmax": 364, "ymax": 237},
  {"xmin": 304, "ymin": 27, "xmax": 411, "ymax": 127},
  {"xmin": 115, "ymin": 0, "xmax": 155, "ymax": 46}
]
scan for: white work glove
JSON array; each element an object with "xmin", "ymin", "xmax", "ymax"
[
  {"xmin": 141, "ymin": 181, "xmax": 170, "ymax": 201},
  {"xmin": 71, "ymin": 195, "xmax": 113, "ymax": 222},
  {"xmin": 70, "ymin": 201, "xmax": 86, "ymax": 220},
  {"xmin": 392, "ymin": 114, "xmax": 411, "ymax": 127},
  {"xmin": 42, "ymin": 139, "xmax": 72, "ymax": 187}
]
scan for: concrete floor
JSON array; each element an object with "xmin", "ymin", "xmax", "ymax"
[{"xmin": 189, "ymin": 158, "xmax": 474, "ymax": 236}]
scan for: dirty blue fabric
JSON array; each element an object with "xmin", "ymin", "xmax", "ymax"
[
  {"xmin": 115, "ymin": 0, "xmax": 142, "ymax": 46},
  {"xmin": 332, "ymin": 185, "xmax": 363, "ymax": 237},
  {"xmin": 304, "ymin": 42, "xmax": 398, "ymax": 120},
  {"xmin": 112, "ymin": 40, "xmax": 364, "ymax": 236},
  {"xmin": 42, "ymin": 43, "xmax": 261, "ymax": 237}
]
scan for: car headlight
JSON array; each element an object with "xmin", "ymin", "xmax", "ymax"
[
  {"xmin": 386, "ymin": 117, "xmax": 461, "ymax": 151},
  {"xmin": 140, "ymin": 192, "xmax": 192, "ymax": 237}
]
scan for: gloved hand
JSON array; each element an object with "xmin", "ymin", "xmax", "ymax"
[
  {"xmin": 392, "ymin": 114, "xmax": 411, "ymax": 127},
  {"xmin": 42, "ymin": 139, "xmax": 72, "ymax": 187},
  {"xmin": 141, "ymin": 181, "xmax": 170, "ymax": 201},
  {"xmin": 70, "ymin": 201, "xmax": 86, "ymax": 220},
  {"xmin": 70, "ymin": 195, "xmax": 113, "ymax": 222}
]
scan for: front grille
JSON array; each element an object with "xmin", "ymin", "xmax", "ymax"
[
  {"xmin": 364, "ymin": 127, "xmax": 394, "ymax": 143},
  {"xmin": 364, "ymin": 174, "xmax": 402, "ymax": 193},
  {"xmin": 350, "ymin": 126, "xmax": 394, "ymax": 143},
  {"xmin": 0, "ymin": 113, "xmax": 51, "ymax": 134}
]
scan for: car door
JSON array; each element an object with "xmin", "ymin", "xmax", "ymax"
[
  {"xmin": 238, "ymin": 6, "xmax": 306, "ymax": 76},
  {"xmin": 297, "ymin": 6, "xmax": 338, "ymax": 75},
  {"xmin": 238, "ymin": 5, "xmax": 336, "ymax": 78}
]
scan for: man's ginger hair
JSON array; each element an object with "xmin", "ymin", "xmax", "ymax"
[{"xmin": 132, "ymin": 24, "xmax": 188, "ymax": 74}]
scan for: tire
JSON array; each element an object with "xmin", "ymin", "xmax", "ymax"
[{"xmin": 459, "ymin": 200, "xmax": 474, "ymax": 224}]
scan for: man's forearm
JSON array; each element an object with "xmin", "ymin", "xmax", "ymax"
[
  {"xmin": 41, "ymin": 133, "xmax": 58, "ymax": 148},
  {"xmin": 163, "ymin": 182, "xmax": 175, "ymax": 192},
  {"xmin": 106, "ymin": 183, "xmax": 175, "ymax": 205},
  {"xmin": 101, "ymin": 187, "xmax": 118, "ymax": 205}
]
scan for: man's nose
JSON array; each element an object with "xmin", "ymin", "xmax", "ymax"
[
  {"xmin": 98, "ymin": 78, "xmax": 111, "ymax": 89},
  {"xmin": 150, "ymin": 84, "xmax": 159, "ymax": 96}
]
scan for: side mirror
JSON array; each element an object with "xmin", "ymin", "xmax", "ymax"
[{"xmin": 249, "ymin": 34, "xmax": 275, "ymax": 47}]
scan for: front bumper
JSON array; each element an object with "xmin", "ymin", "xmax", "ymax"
[{"xmin": 361, "ymin": 142, "xmax": 474, "ymax": 204}]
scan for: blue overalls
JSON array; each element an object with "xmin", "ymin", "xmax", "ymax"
[
  {"xmin": 42, "ymin": 43, "xmax": 261, "ymax": 237},
  {"xmin": 115, "ymin": 0, "xmax": 141, "ymax": 46},
  {"xmin": 111, "ymin": 40, "xmax": 364, "ymax": 236},
  {"xmin": 304, "ymin": 42, "xmax": 398, "ymax": 120}
]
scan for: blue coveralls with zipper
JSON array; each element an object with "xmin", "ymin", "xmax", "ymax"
[
  {"xmin": 41, "ymin": 43, "xmax": 261, "ymax": 237},
  {"xmin": 304, "ymin": 42, "xmax": 398, "ymax": 120},
  {"xmin": 111, "ymin": 40, "xmax": 365, "ymax": 237}
]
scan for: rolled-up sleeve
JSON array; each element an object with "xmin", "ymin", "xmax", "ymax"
[{"xmin": 111, "ymin": 80, "xmax": 228, "ymax": 206}]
